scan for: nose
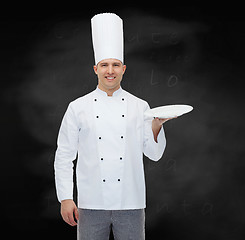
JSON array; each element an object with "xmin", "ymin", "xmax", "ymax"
[{"xmin": 108, "ymin": 65, "xmax": 114, "ymax": 75}]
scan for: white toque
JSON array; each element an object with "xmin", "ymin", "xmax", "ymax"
[{"xmin": 91, "ymin": 13, "xmax": 124, "ymax": 65}]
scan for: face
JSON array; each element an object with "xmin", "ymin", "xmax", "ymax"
[{"xmin": 93, "ymin": 58, "xmax": 126, "ymax": 92}]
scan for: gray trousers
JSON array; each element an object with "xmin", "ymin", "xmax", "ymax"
[{"xmin": 77, "ymin": 208, "xmax": 145, "ymax": 240}]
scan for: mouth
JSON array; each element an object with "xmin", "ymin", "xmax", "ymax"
[{"xmin": 105, "ymin": 76, "xmax": 116, "ymax": 81}]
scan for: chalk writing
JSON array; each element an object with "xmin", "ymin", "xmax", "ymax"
[
  {"xmin": 201, "ymin": 202, "xmax": 214, "ymax": 216},
  {"xmin": 127, "ymin": 33, "xmax": 140, "ymax": 43},
  {"xmin": 151, "ymin": 33, "xmax": 161, "ymax": 44},
  {"xmin": 167, "ymin": 75, "xmax": 178, "ymax": 87},
  {"xmin": 150, "ymin": 69, "xmax": 159, "ymax": 85}
]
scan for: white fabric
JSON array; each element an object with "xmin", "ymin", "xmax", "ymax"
[
  {"xmin": 91, "ymin": 13, "xmax": 124, "ymax": 65},
  {"xmin": 54, "ymin": 87, "xmax": 166, "ymax": 210}
]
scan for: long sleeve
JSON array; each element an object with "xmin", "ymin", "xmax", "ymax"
[
  {"xmin": 143, "ymin": 103, "xmax": 166, "ymax": 161},
  {"xmin": 54, "ymin": 103, "xmax": 79, "ymax": 202}
]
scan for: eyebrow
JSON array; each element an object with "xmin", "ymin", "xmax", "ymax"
[{"xmin": 99, "ymin": 62, "xmax": 121, "ymax": 65}]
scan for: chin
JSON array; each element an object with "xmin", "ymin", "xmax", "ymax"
[{"xmin": 99, "ymin": 79, "xmax": 121, "ymax": 90}]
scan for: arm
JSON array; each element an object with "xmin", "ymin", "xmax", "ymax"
[
  {"xmin": 54, "ymin": 103, "xmax": 79, "ymax": 226},
  {"xmin": 143, "ymin": 102, "xmax": 166, "ymax": 161},
  {"xmin": 143, "ymin": 102, "xmax": 177, "ymax": 161}
]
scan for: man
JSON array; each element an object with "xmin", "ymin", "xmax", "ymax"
[{"xmin": 54, "ymin": 13, "xmax": 175, "ymax": 240}]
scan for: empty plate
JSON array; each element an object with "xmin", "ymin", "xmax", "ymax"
[{"xmin": 144, "ymin": 104, "xmax": 193, "ymax": 119}]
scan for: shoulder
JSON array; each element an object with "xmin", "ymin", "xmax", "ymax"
[
  {"xmin": 66, "ymin": 90, "xmax": 95, "ymax": 113},
  {"xmin": 123, "ymin": 89, "xmax": 149, "ymax": 110},
  {"xmin": 70, "ymin": 90, "xmax": 95, "ymax": 106}
]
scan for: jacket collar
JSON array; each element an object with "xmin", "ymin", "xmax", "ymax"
[{"xmin": 95, "ymin": 86, "xmax": 123, "ymax": 97}]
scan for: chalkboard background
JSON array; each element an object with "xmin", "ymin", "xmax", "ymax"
[{"xmin": 1, "ymin": 4, "xmax": 245, "ymax": 240}]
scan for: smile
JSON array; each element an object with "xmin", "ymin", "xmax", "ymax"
[{"xmin": 105, "ymin": 76, "xmax": 116, "ymax": 80}]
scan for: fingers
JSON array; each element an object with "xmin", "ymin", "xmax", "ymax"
[
  {"xmin": 74, "ymin": 207, "xmax": 79, "ymax": 221},
  {"xmin": 60, "ymin": 200, "xmax": 79, "ymax": 227},
  {"xmin": 155, "ymin": 116, "xmax": 178, "ymax": 124},
  {"xmin": 62, "ymin": 211, "xmax": 78, "ymax": 226},
  {"xmin": 67, "ymin": 212, "xmax": 78, "ymax": 226}
]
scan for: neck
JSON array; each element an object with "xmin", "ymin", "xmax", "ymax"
[{"xmin": 98, "ymin": 84, "xmax": 120, "ymax": 96}]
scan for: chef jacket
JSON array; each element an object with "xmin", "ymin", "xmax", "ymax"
[{"xmin": 54, "ymin": 86, "xmax": 166, "ymax": 210}]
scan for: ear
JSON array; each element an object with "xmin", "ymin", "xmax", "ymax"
[
  {"xmin": 122, "ymin": 65, "xmax": 126, "ymax": 75},
  {"xmin": 93, "ymin": 65, "xmax": 98, "ymax": 75}
]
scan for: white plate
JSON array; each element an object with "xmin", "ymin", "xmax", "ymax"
[{"xmin": 144, "ymin": 104, "xmax": 193, "ymax": 119}]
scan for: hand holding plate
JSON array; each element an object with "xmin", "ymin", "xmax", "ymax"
[{"xmin": 153, "ymin": 116, "xmax": 177, "ymax": 127}]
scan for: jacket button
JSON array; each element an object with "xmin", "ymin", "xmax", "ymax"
[
  {"xmin": 99, "ymin": 137, "xmax": 101, "ymax": 139},
  {"xmin": 96, "ymin": 115, "xmax": 99, "ymax": 118},
  {"xmin": 120, "ymin": 157, "xmax": 122, "ymax": 160},
  {"xmin": 122, "ymin": 114, "xmax": 124, "ymax": 117},
  {"xmin": 122, "ymin": 98, "xmax": 124, "ymax": 101},
  {"xmin": 94, "ymin": 98, "xmax": 97, "ymax": 101},
  {"xmin": 118, "ymin": 179, "xmax": 120, "ymax": 181},
  {"xmin": 103, "ymin": 179, "xmax": 106, "ymax": 182},
  {"xmin": 101, "ymin": 158, "xmax": 103, "ymax": 161},
  {"xmin": 121, "ymin": 136, "xmax": 123, "ymax": 139}
]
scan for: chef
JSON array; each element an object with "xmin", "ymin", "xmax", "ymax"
[{"xmin": 54, "ymin": 13, "xmax": 175, "ymax": 240}]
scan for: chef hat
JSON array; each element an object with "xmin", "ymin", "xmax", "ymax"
[{"xmin": 91, "ymin": 13, "xmax": 124, "ymax": 65}]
